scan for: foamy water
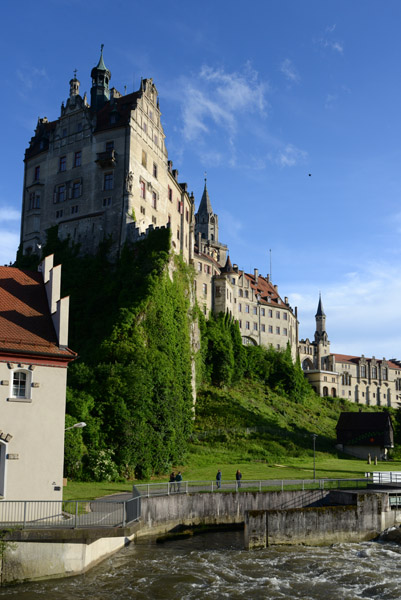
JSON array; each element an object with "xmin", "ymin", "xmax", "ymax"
[{"xmin": 1, "ymin": 532, "xmax": 400, "ymax": 599}]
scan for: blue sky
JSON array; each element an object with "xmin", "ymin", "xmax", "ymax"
[{"xmin": 2, "ymin": 0, "xmax": 401, "ymax": 359}]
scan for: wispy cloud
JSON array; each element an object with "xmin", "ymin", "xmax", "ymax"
[
  {"xmin": 0, "ymin": 207, "xmax": 20, "ymax": 221},
  {"xmin": 180, "ymin": 63, "xmax": 267, "ymax": 143},
  {"xmin": 292, "ymin": 260, "xmax": 401, "ymax": 359},
  {"xmin": 275, "ymin": 144, "xmax": 308, "ymax": 167},
  {"xmin": 16, "ymin": 66, "xmax": 48, "ymax": 91},
  {"xmin": 315, "ymin": 25, "xmax": 344, "ymax": 55},
  {"xmin": 280, "ymin": 59, "xmax": 300, "ymax": 83},
  {"xmin": 0, "ymin": 206, "xmax": 20, "ymax": 264}
]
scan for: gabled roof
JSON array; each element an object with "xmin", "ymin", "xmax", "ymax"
[
  {"xmin": 244, "ymin": 272, "xmax": 290, "ymax": 309},
  {"xmin": 0, "ymin": 266, "xmax": 75, "ymax": 360},
  {"xmin": 336, "ymin": 411, "xmax": 394, "ymax": 447},
  {"xmin": 94, "ymin": 91, "xmax": 141, "ymax": 132},
  {"xmin": 336, "ymin": 412, "xmax": 393, "ymax": 432}
]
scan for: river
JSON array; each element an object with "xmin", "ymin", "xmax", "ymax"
[{"xmin": 1, "ymin": 531, "xmax": 400, "ymax": 599}]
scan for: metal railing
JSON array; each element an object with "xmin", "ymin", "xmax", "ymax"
[
  {"xmin": 371, "ymin": 471, "xmax": 401, "ymax": 484},
  {"xmin": 134, "ymin": 477, "xmax": 370, "ymax": 498},
  {"xmin": 0, "ymin": 496, "xmax": 140, "ymax": 529}
]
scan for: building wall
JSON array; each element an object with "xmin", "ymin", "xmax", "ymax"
[{"xmin": 0, "ymin": 361, "xmax": 67, "ymax": 501}]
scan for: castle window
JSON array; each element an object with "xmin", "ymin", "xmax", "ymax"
[
  {"xmin": 177, "ymin": 227, "xmax": 180, "ymax": 240},
  {"xmin": 261, "ymin": 308, "xmax": 265, "ymax": 316},
  {"xmin": 239, "ymin": 303, "xmax": 242, "ymax": 312},
  {"xmin": 253, "ymin": 307, "xmax": 257, "ymax": 315},
  {"xmin": 239, "ymin": 320, "xmax": 242, "ymax": 328},
  {"xmin": 198, "ymin": 262, "xmax": 202, "ymax": 272},
  {"xmin": 168, "ymin": 214, "xmax": 171, "ymax": 224},
  {"xmin": 202, "ymin": 284, "xmax": 207, "ymax": 296},
  {"xmin": 140, "ymin": 181, "xmax": 146, "ymax": 199},
  {"xmin": 276, "ymin": 311, "xmax": 280, "ymax": 319},
  {"xmin": 371, "ymin": 366, "xmax": 377, "ymax": 379},
  {"xmin": 59, "ymin": 156, "xmax": 66, "ymax": 172},
  {"xmin": 245, "ymin": 290, "xmax": 249, "ymax": 298},
  {"xmin": 152, "ymin": 191, "xmax": 157, "ymax": 209},
  {"xmin": 283, "ymin": 328, "xmax": 288, "ymax": 336},
  {"xmin": 143, "ymin": 122, "xmax": 147, "ymax": 134},
  {"xmin": 168, "ymin": 186, "xmax": 172, "ymax": 202},
  {"xmin": 245, "ymin": 305, "xmax": 249, "ymax": 313},
  {"xmin": 153, "ymin": 163, "xmax": 158, "ymax": 179},
  {"xmin": 34, "ymin": 166, "xmax": 40, "ymax": 181},
  {"xmin": 71, "ymin": 205, "xmax": 79, "ymax": 214},
  {"xmin": 62, "ymin": 128, "xmax": 67, "ymax": 138},
  {"xmin": 186, "ymin": 208, "xmax": 189, "ymax": 223},
  {"xmin": 106, "ymin": 141, "xmax": 114, "ymax": 152},
  {"xmin": 360, "ymin": 365, "xmax": 366, "ymax": 378},
  {"xmin": 268, "ymin": 325, "xmax": 273, "ymax": 333},
  {"xmin": 152, "ymin": 216, "xmax": 157, "ymax": 225},
  {"xmin": 104, "ymin": 172, "xmax": 114, "ymax": 191},
  {"xmin": 74, "ymin": 151, "xmax": 82, "ymax": 167},
  {"xmin": 142, "ymin": 150, "xmax": 147, "ymax": 168},
  {"xmin": 276, "ymin": 327, "xmax": 280, "ymax": 334},
  {"xmin": 56, "ymin": 209, "xmax": 63, "ymax": 218},
  {"xmin": 262, "ymin": 324, "xmax": 265, "ymax": 332},
  {"xmin": 72, "ymin": 180, "xmax": 81, "ymax": 199},
  {"xmin": 382, "ymin": 368, "xmax": 388, "ymax": 380},
  {"xmin": 140, "ymin": 205, "xmax": 145, "ymax": 215},
  {"xmin": 239, "ymin": 289, "xmax": 243, "ymax": 297},
  {"xmin": 154, "ymin": 134, "xmax": 158, "ymax": 145},
  {"xmin": 253, "ymin": 322, "xmax": 258, "ymax": 331},
  {"xmin": 268, "ymin": 309, "xmax": 273, "ymax": 317},
  {"xmin": 246, "ymin": 322, "xmax": 250, "ymax": 330},
  {"xmin": 103, "ymin": 197, "xmax": 112, "ymax": 207},
  {"xmin": 283, "ymin": 313, "xmax": 288, "ymax": 321},
  {"xmin": 28, "ymin": 192, "xmax": 40, "ymax": 210},
  {"xmin": 56, "ymin": 184, "xmax": 66, "ymax": 203}
]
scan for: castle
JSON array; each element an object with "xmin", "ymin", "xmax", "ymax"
[{"xmin": 19, "ymin": 49, "xmax": 400, "ymax": 406}]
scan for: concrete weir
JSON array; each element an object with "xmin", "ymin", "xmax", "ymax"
[{"xmin": 2, "ymin": 488, "xmax": 401, "ymax": 584}]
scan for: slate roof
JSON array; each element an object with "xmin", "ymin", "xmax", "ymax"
[
  {"xmin": 0, "ymin": 266, "xmax": 75, "ymax": 360},
  {"xmin": 336, "ymin": 412, "xmax": 394, "ymax": 447},
  {"xmin": 244, "ymin": 272, "xmax": 290, "ymax": 309}
]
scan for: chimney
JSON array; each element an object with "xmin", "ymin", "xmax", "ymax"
[
  {"xmin": 284, "ymin": 296, "xmax": 288, "ymax": 304},
  {"xmin": 254, "ymin": 268, "xmax": 259, "ymax": 283},
  {"xmin": 274, "ymin": 284, "xmax": 278, "ymax": 292}
]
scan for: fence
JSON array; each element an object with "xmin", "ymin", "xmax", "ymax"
[
  {"xmin": 0, "ymin": 495, "xmax": 140, "ymax": 529},
  {"xmin": 134, "ymin": 477, "xmax": 370, "ymax": 498}
]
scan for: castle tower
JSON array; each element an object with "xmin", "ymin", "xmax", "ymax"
[
  {"xmin": 69, "ymin": 71, "xmax": 80, "ymax": 98},
  {"xmin": 315, "ymin": 293, "xmax": 327, "ymax": 342},
  {"xmin": 314, "ymin": 294, "xmax": 330, "ymax": 368},
  {"xmin": 195, "ymin": 178, "xmax": 219, "ymax": 243},
  {"xmin": 90, "ymin": 45, "xmax": 111, "ymax": 112}
]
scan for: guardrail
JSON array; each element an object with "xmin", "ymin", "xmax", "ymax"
[
  {"xmin": 371, "ymin": 471, "xmax": 401, "ymax": 484},
  {"xmin": 0, "ymin": 496, "xmax": 140, "ymax": 529},
  {"xmin": 134, "ymin": 477, "xmax": 370, "ymax": 498}
]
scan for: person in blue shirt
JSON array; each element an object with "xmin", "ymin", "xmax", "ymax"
[
  {"xmin": 175, "ymin": 471, "xmax": 183, "ymax": 492},
  {"xmin": 216, "ymin": 469, "xmax": 222, "ymax": 489}
]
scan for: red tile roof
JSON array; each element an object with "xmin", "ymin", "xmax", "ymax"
[
  {"xmin": 244, "ymin": 272, "xmax": 289, "ymax": 308},
  {"xmin": 333, "ymin": 353, "xmax": 399, "ymax": 369},
  {"xmin": 0, "ymin": 266, "xmax": 75, "ymax": 360}
]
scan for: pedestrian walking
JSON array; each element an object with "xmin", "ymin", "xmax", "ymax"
[
  {"xmin": 236, "ymin": 469, "xmax": 242, "ymax": 489},
  {"xmin": 175, "ymin": 471, "xmax": 183, "ymax": 492},
  {"xmin": 216, "ymin": 469, "xmax": 222, "ymax": 489},
  {"xmin": 169, "ymin": 471, "xmax": 176, "ymax": 493}
]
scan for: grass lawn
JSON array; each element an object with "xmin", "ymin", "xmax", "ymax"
[{"xmin": 63, "ymin": 456, "xmax": 401, "ymax": 501}]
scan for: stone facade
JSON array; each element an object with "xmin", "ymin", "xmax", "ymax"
[
  {"xmin": 299, "ymin": 296, "xmax": 401, "ymax": 407},
  {"xmin": 21, "ymin": 49, "xmax": 194, "ymax": 264}
]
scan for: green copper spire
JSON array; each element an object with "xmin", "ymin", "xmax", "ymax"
[{"xmin": 90, "ymin": 45, "xmax": 111, "ymax": 112}]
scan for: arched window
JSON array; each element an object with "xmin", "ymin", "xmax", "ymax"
[
  {"xmin": 323, "ymin": 386, "xmax": 328, "ymax": 397},
  {"xmin": 10, "ymin": 370, "xmax": 31, "ymax": 401},
  {"xmin": 331, "ymin": 388, "xmax": 336, "ymax": 397}
]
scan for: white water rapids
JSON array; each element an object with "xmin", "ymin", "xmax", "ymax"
[{"xmin": 1, "ymin": 531, "xmax": 401, "ymax": 599}]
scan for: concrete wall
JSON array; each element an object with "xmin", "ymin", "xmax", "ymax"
[{"xmin": 137, "ymin": 489, "xmax": 338, "ymax": 537}]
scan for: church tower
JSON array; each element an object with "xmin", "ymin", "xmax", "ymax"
[
  {"xmin": 90, "ymin": 45, "xmax": 111, "ymax": 112},
  {"xmin": 195, "ymin": 178, "xmax": 219, "ymax": 243}
]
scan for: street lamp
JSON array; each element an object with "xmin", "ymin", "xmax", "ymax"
[
  {"xmin": 311, "ymin": 434, "xmax": 318, "ymax": 480},
  {"xmin": 65, "ymin": 422, "xmax": 87, "ymax": 431}
]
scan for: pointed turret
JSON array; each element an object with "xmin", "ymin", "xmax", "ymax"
[
  {"xmin": 314, "ymin": 293, "xmax": 328, "ymax": 345},
  {"xmin": 198, "ymin": 179, "xmax": 213, "ymax": 215},
  {"xmin": 195, "ymin": 177, "xmax": 219, "ymax": 244},
  {"xmin": 90, "ymin": 45, "xmax": 111, "ymax": 112},
  {"xmin": 221, "ymin": 255, "xmax": 234, "ymax": 273},
  {"xmin": 315, "ymin": 293, "xmax": 325, "ymax": 318}
]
